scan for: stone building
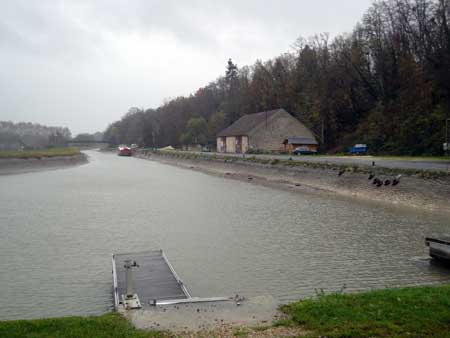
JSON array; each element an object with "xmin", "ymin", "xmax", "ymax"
[{"xmin": 216, "ymin": 108, "xmax": 317, "ymax": 153}]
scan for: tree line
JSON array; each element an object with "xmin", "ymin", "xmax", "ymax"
[
  {"xmin": 104, "ymin": 0, "xmax": 450, "ymax": 155},
  {"xmin": 0, "ymin": 121, "xmax": 72, "ymax": 150}
]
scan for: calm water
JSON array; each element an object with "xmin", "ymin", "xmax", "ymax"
[{"xmin": 0, "ymin": 151, "xmax": 449, "ymax": 320}]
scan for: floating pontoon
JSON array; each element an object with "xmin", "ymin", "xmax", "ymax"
[
  {"xmin": 425, "ymin": 236, "xmax": 450, "ymax": 262},
  {"xmin": 112, "ymin": 250, "xmax": 228, "ymax": 310}
]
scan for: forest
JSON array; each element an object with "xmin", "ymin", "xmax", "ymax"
[
  {"xmin": 104, "ymin": 0, "xmax": 450, "ymax": 155},
  {"xmin": 0, "ymin": 121, "xmax": 71, "ymax": 150}
]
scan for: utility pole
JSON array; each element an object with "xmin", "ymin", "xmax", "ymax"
[{"xmin": 446, "ymin": 118, "xmax": 450, "ymax": 158}]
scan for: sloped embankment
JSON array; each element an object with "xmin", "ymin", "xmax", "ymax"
[
  {"xmin": 0, "ymin": 152, "xmax": 88, "ymax": 175},
  {"xmin": 135, "ymin": 150, "xmax": 450, "ymax": 214}
]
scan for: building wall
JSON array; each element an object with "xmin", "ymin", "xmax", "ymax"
[
  {"xmin": 225, "ymin": 136, "xmax": 236, "ymax": 153},
  {"xmin": 183, "ymin": 144, "xmax": 203, "ymax": 151},
  {"xmin": 242, "ymin": 136, "xmax": 249, "ymax": 153},
  {"xmin": 248, "ymin": 111, "xmax": 315, "ymax": 151},
  {"xmin": 217, "ymin": 136, "xmax": 249, "ymax": 153},
  {"xmin": 216, "ymin": 137, "xmax": 226, "ymax": 152}
]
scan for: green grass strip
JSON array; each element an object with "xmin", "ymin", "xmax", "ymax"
[
  {"xmin": 0, "ymin": 147, "xmax": 80, "ymax": 159},
  {"xmin": 281, "ymin": 285, "xmax": 450, "ymax": 338},
  {"xmin": 0, "ymin": 313, "xmax": 166, "ymax": 338}
]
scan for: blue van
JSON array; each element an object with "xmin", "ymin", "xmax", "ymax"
[{"xmin": 350, "ymin": 144, "xmax": 368, "ymax": 154}]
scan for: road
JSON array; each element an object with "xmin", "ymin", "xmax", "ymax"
[{"xmin": 195, "ymin": 152, "xmax": 450, "ymax": 172}]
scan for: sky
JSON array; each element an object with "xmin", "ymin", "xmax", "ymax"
[{"xmin": 0, "ymin": 0, "xmax": 374, "ymax": 136}]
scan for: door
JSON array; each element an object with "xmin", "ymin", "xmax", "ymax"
[{"xmin": 235, "ymin": 136, "xmax": 242, "ymax": 153}]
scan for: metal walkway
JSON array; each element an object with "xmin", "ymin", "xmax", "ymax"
[{"xmin": 112, "ymin": 250, "xmax": 190, "ymax": 309}]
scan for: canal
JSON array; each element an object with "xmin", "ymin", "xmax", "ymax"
[{"xmin": 0, "ymin": 150, "xmax": 449, "ymax": 320}]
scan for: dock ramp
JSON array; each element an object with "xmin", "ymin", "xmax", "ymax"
[
  {"xmin": 112, "ymin": 250, "xmax": 191, "ymax": 310},
  {"xmin": 112, "ymin": 249, "xmax": 228, "ymax": 310}
]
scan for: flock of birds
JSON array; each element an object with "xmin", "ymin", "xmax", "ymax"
[{"xmin": 338, "ymin": 169, "xmax": 402, "ymax": 187}]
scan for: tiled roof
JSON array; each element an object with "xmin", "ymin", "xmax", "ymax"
[{"xmin": 217, "ymin": 109, "xmax": 284, "ymax": 137}]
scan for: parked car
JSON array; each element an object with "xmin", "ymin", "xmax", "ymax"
[
  {"xmin": 350, "ymin": 144, "xmax": 368, "ymax": 154},
  {"xmin": 293, "ymin": 146, "xmax": 317, "ymax": 155}
]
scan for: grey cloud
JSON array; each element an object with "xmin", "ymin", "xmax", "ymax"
[{"xmin": 0, "ymin": 0, "xmax": 373, "ymax": 135}]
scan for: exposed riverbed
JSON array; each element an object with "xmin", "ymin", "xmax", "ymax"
[
  {"xmin": 0, "ymin": 150, "xmax": 449, "ymax": 321},
  {"xmin": 0, "ymin": 153, "xmax": 87, "ymax": 175}
]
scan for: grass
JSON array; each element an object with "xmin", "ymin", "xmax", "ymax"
[
  {"xmin": 0, "ymin": 147, "xmax": 80, "ymax": 159},
  {"xmin": 2, "ymin": 286, "xmax": 450, "ymax": 337},
  {"xmin": 316, "ymin": 154, "xmax": 450, "ymax": 161},
  {"xmin": 232, "ymin": 327, "xmax": 250, "ymax": 337},
  {"xmin": 280, "ymin": 285, "xmax": 450, "ymax": 338},
  {"xmin": 0, "ymin": 313, "xmax": 166, "ymax": 338}
]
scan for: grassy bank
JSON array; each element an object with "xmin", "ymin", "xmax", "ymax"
[
  {"xmin": 314, "ymin": 154, "xmax": 450, "ymax": 161},
  {"xmin": 280, "ymin": 285, "xmax": 450, "ymax": 338},
  {"xmin": 141, "ymin": 149, "xmax": 449, "ymax": 179},
  {"xmin": 2, "ymin": 286, "xmax": 450, "ymax": 337},
  {"xmin": 0, "ymin": 147, "xmax": 80, "ymax": 159},
  {"xmin": 0, "ymin": 313, "xmax": 166, "ymax": 338}
]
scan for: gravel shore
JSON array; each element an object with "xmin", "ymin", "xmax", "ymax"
[
  {"xmin": 135, "ymin": 151, "xmax": 450, "ymax": 214},
  {"xmin": 125, "ymin": 296, "xmax": 307, "ymax": 337}
]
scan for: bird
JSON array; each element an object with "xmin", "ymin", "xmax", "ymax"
[
  {"xmin": 392, "ymin": 174, "xmax": 402, "ymax": 186},
  {"xmin": 384, "ymin": 179, "xmax": 391, "ymax": 186}
]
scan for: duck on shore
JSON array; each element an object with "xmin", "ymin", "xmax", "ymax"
[{"xmin": 392, "ymin": 174, "xmax": 402, "ymax": 186}]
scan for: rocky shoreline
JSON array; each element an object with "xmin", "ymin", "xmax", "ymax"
[
  {"xmin": 0, "ymin": 153, "xmax": 88, "ymax": 175},
  {"xmin": 135, "ymin": 150, "xmax": 450, "ymax": 214}
]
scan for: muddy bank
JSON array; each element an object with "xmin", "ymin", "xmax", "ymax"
[
  {"xmin": 125, "ymin": 296, "xmax": 287, "ymax": 333},
  {"xmin": 125, "ymin": 296, "xmax": 306, "ymax": 337},
  {"xmin": 135, "ymin": 150, "xmax": 450, "ymax": 214},
  {"xmin": 0, "ymin": 153, "xmax": 88, "ymax": 175}
]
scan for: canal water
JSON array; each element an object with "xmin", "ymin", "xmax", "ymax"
[{"xmin": 0, "ymin": 151, "xmax": 449, "ymax": 320}]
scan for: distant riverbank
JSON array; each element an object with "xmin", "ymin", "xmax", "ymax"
[
  {"xmin": 0, "ymin": 149, "xmax": 88, "ymax": 175},
  {"xmin": 135, "ymin": 150, "xmax": 450, "ymax": 214}
]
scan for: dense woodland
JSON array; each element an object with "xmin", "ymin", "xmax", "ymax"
[
  {"xmin": 104, "ymin": 0, "xmax": 450, "ymax": 155},
  {"xmin": 0, "ymin": 121, "xmax": 71, "ymax": 150}
]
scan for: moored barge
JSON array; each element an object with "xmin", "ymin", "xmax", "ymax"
[
  {"xmin": 425, "ymin": 236, "xmax": 450, "ymax": 262},
  {"xmin": 118, "ymin": 145, "xmax": 132, "ymax": 156}
]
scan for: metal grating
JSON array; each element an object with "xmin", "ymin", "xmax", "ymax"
[{"xmin": 112, "ymin": 250, "xmax": 189, "ymax": 309}]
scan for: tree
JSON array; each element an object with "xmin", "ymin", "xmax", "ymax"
[
  {"xmin": 73, "ymin": 133, "xmax": 96, "ymax": 142},
  {"xmin": 222, "ymin": 58, "xmax": 240, "ymax": 125},
  {"xmin": 179, "ymin": 117, "xmax": 208, "ymax": 145},
  {"xmin": 207, "ymin": 111, "xmax": 226, "ymax": 143},
  {"xmin": 104, "ymin": 0, "xmax": 450, "ymax": 156}
]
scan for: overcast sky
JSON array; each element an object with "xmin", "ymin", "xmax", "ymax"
[{"xmin": 0, "ymin": 0, "xmax": 374, "ymax": 135}]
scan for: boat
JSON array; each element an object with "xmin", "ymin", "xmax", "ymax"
[
  {"xmin": 425, "ymin": 236, "xmax": 450, "ymax": 262},
  {"xmin": 118, "ymin": 145, "xmax": 132, "ymax": 156}
]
